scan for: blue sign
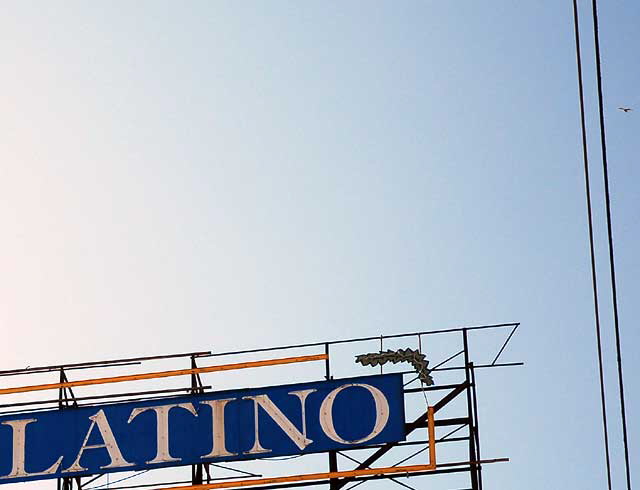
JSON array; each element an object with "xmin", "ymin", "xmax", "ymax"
[{"xmin": 0, "ymin": 374, "xmax": 405, "ymax": 484}]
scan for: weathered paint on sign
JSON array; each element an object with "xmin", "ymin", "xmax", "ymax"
[{"xmin": 0, "ymin": 374, "xmax": 405, "ymax": 484}]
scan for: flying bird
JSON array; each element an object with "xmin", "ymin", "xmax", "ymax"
[{"xmin": 618, "ymin": 107, "xmax": 632, "ymax": 112}]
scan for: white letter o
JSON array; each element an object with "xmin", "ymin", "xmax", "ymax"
[{"xmin": 319, "ymin": 383, "xmax": 390, "ymax": 445}]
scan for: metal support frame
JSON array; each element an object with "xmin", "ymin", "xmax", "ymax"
[
  {"xmin": 191, "ymin": 356, "xmax": 210, "ymax": 486},
  {"xmin": 57, "ymin": 368, "xmax": 82, "ymax": 490},
  {"xmin": 0, "ymin": 323, "xmax": 519, "ymax": 490},
  {"xmin": 463, "ymin": 330, "xmax": 480, "ymax": 490},
  {"xmin": 324, "ymin": 344, "xmax": 340, "ymax": 490}
]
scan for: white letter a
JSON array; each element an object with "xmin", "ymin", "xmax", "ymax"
[{"xmin": 64, "ymin": 410, "xmax": 133, "ymax": 473}]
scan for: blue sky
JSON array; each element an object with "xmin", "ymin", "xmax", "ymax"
[{"xmin": 0, "ymin": 1, "xmax": 638, "ymax": 489}]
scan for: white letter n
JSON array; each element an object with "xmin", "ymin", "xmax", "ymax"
[{"xmin": 243, "ymin": 389, "xmax": 315, "ymax": 455}]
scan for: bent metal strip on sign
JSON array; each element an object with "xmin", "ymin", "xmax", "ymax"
[{"xmin": 0, "ymin": 374, "xmax": 406, "ymax": 484}]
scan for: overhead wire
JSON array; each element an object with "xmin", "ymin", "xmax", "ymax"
[
  {"xmin": 85, "ymin": 470, "xmax": 149, "ymax": 490},
  {"xmin": 590, "ymin": 0, "xmax": 633, "ymax": 488},
  {"xmin": 572, "ymin": 0, "xmax": 633, "ymax": 487},
  {"xmin": 570, "ymin": 0, "xmax": 612, "ymax": 488}
]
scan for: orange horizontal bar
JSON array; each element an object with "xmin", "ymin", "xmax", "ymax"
[
  {"xmin": 160, "ymin": 464, "xmax": 438, "ymax": 490},
  {"xmin": 0, "ymin": 354, "xmax": 328, "ymax": 396},
  {"xmin": 156, "ymin": 459, "xmax": 510, "ymax": 490},
  {"xmin": 159, "ymin": 405, "xmax": 438, "ymax": 490}
]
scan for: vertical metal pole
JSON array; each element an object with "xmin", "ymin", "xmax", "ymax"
[
  {"xmin": 58, "ymin": 368, "xmax": 65, "ymax": 410},
  {"xmin": 463, "ymin": 330, "xmax": 479, "ymax": 490},
  {"xmin": 325, "ymin": 343, "xmax": 339, "ymax": 490},
  {"xmin": 57, "ymin": 369, "xmax": 63, "ymax": 490},
  {"xmin": 470, "ymin": 362, "xmax": 483, "ymax": 490},
  {"xmin": 57, "ymin": 369, "xmax": 75, "ymax": 490},
  {"xmin": 191, "ymin": 356, "xmax": 203, "ymax": 486},
  {"xmin": 324, "ymin": 343, "xmax": 331, "ymax": 381},
  {"xmin": 379, "ymin": 336, "xmax": 383, "ymax": 374}
]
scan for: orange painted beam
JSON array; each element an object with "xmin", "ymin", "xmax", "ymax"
[
  {"xmin": 158, "ymin": 459, "xmax": 510, "ymax": 490},
  {"xmin": 157, "ymin": 405, "xmax": 438, "ymax": 490},
  {"xmin": 0, "ymin": 354, "xmax": 328, "ymax": 396},
  {"xmin": 160, "ymin": 464, "xmax": 438, "ymax": 490},
  {"xmin": 428, "ymin": 405, "xmax": 436, "ymax": 465}
]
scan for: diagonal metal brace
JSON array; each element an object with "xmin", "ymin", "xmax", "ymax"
[{"xmin": 334, "ymin": 381, "xmax": 468, "ymax": 489}]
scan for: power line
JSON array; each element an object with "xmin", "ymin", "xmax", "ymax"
[
  {"xmin": 570, "ymin": 1, "xmax": 612, "ymax": 488},
  {"xmin": 590, "ymin": 0, "xmax": 632, "ymax": 488}
]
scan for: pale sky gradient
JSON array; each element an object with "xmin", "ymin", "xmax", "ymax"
[{"xmin": 0, "ymin": 1, "xmax": 638, "ymax": 489}]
